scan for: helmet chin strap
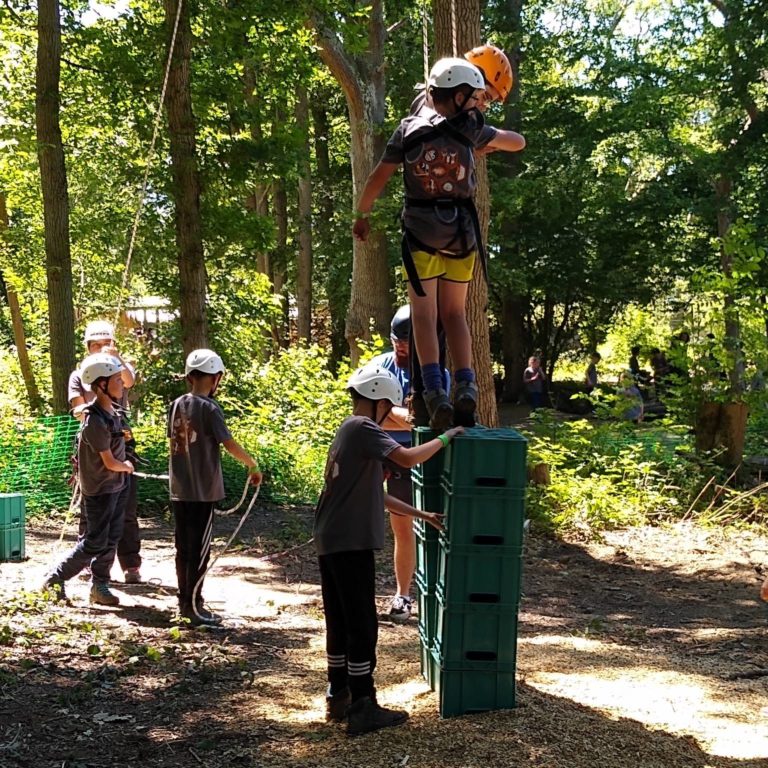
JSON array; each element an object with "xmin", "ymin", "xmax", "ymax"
[{"xmin": 208, "ymin": 372, "xmax": 223, "ymax": 397}]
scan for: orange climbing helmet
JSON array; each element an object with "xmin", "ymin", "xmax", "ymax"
[{"xmin": 465, "ymin": 44, "xmax": 513, "ymax": 102}]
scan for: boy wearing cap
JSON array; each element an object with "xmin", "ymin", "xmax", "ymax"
[
  {"xmin": 167, "ymin": 349, "xmax": 262, "ymax": 627},
  {"xmin": 316, "ymin": 363, "xmax": 461, "ymax": 735},
  {"xmin": 43, "ymin": 353, "xmax": 135, "ymax": 606}
]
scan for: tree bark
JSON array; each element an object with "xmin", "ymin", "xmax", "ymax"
[
  {"xmin": 296, "ymin": 86, "xmax": 313, "ymax": 342},
  {"xmin": 273, "ymin": 180, "xmax": 289, "ymax": 348},
  {"xmin": 434, "ymin": 0, "xmax": 497, "ymax": 425},
  {"xmin": 0, "ymin": 195, "xmax": 44, "ymax": 413},
  {"xmin": 313, "ymin": 3, "xmax": 391, "ymax": 365},
  {"xmin": 35, "ymin": 0, "xmax": 75, "ymax": 413},
  {"xmin": 164, "ymin": 0, "xmax": 207, "ymax": 355}
]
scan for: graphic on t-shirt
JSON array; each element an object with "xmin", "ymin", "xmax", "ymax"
[
  {"xmin": 170, "ymin": 412, "xmax": 197, "ymax": 456},
  {"xmin": 408, "ymin": 143, "xmax": 468, "ymax": 196}
]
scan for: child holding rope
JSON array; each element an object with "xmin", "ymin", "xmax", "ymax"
[
  {"xmin": 167, "ymin": 349, "xmax": 261, "ymax": 627},
  {"xmin": 315, "ymin": 364, "xmax": 461, "ymax": 735},
  {"xmin": 68, "ymin": 320, "xmax": 143, "ymax": 584},
  {"xmin": 43, "ymin": 353, "xmax": 135, "ymax": 606},
  {"xmin": 353, "ymin": 57, "xmax": 525, "ymax": 430}
]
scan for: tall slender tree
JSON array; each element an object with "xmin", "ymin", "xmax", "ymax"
[
  {"xmin": 296, "ymin": 85, "xmax": 313, "ymax": 342},
  {"xmin": 36, "ymin": 0, "xmax": 75, "ymax": 412}
]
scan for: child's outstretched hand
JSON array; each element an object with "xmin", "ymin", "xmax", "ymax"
[
  {"xmin": 248, "ymin": 468, "xmax": 263, "ymax": 487},
  {"xmin": 445, "ymin": 426, "xmax": 465, "ymax": 440},
  {"xmin": 123, "ymin": 460, "xmax": 134, "ymax": 474},
  {"xmin": 422, "ymin": 511, "xmax": 444, "ymax": 533},
  {"xmin": 353, "ymin": 217, "xmax": 370, "ymax": 242}
]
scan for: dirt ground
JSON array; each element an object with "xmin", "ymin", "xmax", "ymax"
[{"xmin": 0, "ymin": 503, "xmax": 767, "ymax": 768}]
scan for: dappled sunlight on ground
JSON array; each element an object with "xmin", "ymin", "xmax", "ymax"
[{"xmin": 521, "ymin": 634, "xmax": 768, "ymax": 759}]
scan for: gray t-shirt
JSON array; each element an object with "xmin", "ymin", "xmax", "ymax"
[
  {"xmin": 382, "ymin": 102, "xmax": 496, "ymax": 253},
  {"xmin": 167, "ymin": 394, "xmax": 233, "ymax": 502},
  {"xmin": 78, "ymin": 404, "xmax": 127, "ymax": 496},
  {"xmin": 314, "ymin": 416, "xmax": 400, "ymax": 556}
]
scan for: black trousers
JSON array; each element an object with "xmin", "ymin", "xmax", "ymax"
[
  {"xmin": 52, "ymin": 484, "xmax": 129, "ymax": 584},
  {"xmin": 79, "ymin": 473, "xmax": 141, "ymax": 570},
  {"xmin": 171, "ymin": 500, "xmax": 214, "ymax": 607},
  {"xmin": 319, "ymin": 550, "xmax": 378, "ymax": 702}
]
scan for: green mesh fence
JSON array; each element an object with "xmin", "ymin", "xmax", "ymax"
[{"xmin": 0, "ymin": 415, "xmax": 81, "ymax": 515}]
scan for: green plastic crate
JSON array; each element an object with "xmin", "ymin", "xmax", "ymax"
[
  {"xmin": 419, "ymin": 627, "xmax": 437, "ymax": 690},
  {"xmin": 437, "ymin": 540, "xmax": 523, "ymax": 606},
  {"xmin": 416, "ymin": 571, "xmax": 438, "ymax": 642},
  {"xmin": 412, "ymin": 475, "xmax": 442, "ymax": 513},
  {"xmin": 412, "ymin": 428, "xmax": 443, "ymax": 485},
  {"xmin": 432, "ymin": 649, "xmax": 517, "ymax": 717},
  {"xmin": 414, "ymin": 520, "xmax": 441, "ymax": 589},
  {"xmin": 441, "ymin": 486, "xmax": 526, "ymax": 547},
  {"xmin": 434, "ymin": 585, "xmax": 519, "ymax": 667},
  {"xmin": 0, "ymin": 494, "xmax": 25, "ymax": 527},
  {"xmin": 0, "ymin": 524, "xmax": 25, "ymax": 561},
  {"xmin": 444, "ymin": 428, "xmax": 527, "ymax": 491}
]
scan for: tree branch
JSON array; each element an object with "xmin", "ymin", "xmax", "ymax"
[{"xmin": 309, "ymin": 15, "xmax": 362, "ymax": 110}]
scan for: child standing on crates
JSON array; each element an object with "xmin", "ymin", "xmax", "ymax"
[
  {"xmin": 315, "ymin": 364, "xmax": 461, "ymax": 735},
  {"xmin": 353, "ymin": 57, "xmax": 525, "ymax": 430},
  {"xmin": 167, "ymin": 349, "xmax": 262, "ymax": 627},
  {"xmin": 43, "ymin": 353, "xmax": 134, "ymax": 606}
]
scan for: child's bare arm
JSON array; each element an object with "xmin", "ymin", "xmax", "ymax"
[
  {"xmin": 353, "ymin": 161, "xmax": 399, "ymax": 241},
  {"xmin": 99, "ymin": 450, "xmax": 134, "ymax": 474},
  {"xmin": 222, "ymin": 438, "xmax": 262, "ymax": 485},
  {"xmin": 487, "ymin": 129, "xmax": 526, "ymax": 153},
  {"xmin": 384, "ymin": 493, "xmax": 443, "ymax": 532},
  {"xmin": 387, "ymin": 426, "xmax": 464, "ymax": 469},
  {"xmin": 380, "ymin": 405, "xmax": 411, "ymax": 432}
]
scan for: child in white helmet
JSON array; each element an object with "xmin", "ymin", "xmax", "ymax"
[
  {"xmin": 43, "ymin": 353, "xmax": 135, "ymax": 606},
  {"xmin": 315, "ymin": 363, "xmax": 462, "ymax": 736},
  {"xmin": 167, "ymin": 349, "xmax": 262, "ymax": 627},
  {"xmin": 68, "ymin": 320, "xmax": 142, "ymax": 584},
  {"xmin": 353, "ymin": 57, "xmax": 525, "ymax": 430}
]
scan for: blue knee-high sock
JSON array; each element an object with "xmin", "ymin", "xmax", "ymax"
[
  {"xmin": 421, "ymin": 363, "xmax": 443, "ymax": 392},
  {"xmin": 455, "ymin": 368, "xmax": 475, "ymax": 384}
]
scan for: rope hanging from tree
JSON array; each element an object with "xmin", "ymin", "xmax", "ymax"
[
  {"xmin": 450, "ymin": 0, "xmax": 458, "ymax": 56},
  {"xmin": 113, "ymin": 0, "xmax": 185, "ymax": 328}
]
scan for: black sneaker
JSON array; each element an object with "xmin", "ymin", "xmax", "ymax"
[
  {"xmin": 346, "ymin": 696, "xmax": 409, "ymax": 736},
  {"xmin": 325, "ymin": 686, "xmax": 351, "ymax": 722},
  {"xmin": 178, "ymin": 603, "xmax": 219, "ymax": 627},
  {"xmin": 194, "ymin": 600, "xmax": 223, "ymax": 625},
  {"xmin": 424, "ymin": 389, "xmax": 452, "ymax": 431},
  {"xmin": 409, "ymin": 392, "xmax": 430, "ymax": 428},
  {"xmin": 453, "ymin": 380, "xmax": 477, "ymax": 427}
]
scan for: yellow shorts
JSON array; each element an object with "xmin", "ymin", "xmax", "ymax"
[{"xmin": 403, "ymin": 250, "xmax": 477, "ymax": 284}]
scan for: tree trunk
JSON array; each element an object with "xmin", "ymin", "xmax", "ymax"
[
  {"xmin": 501, "ymin": 293, "xmax": 527, "ymax": 402},
  {"xmin": 35, "ymin": 0, "xmax": 75, "ymax": 413},
  {"xmin": 0, "ymin": 195, "xmax": 44, "ymax": 413},
  {"xmin": 164, "ymin": 0, "xmax": 207, "ymax": 355},
  {"xmin": 313, "ymin": 2, "xmax": 391, "ymax": 365},
  {"xmin": 434, "ymin": 0, "xmax": 497, "ymax": 425},
  {"xmin": 296, "ymin": 86, "xmax": 313, "ymax": 342},
  {"xmin": 273, "ymin": 180, "xmax": 289, "ymax": 348}
]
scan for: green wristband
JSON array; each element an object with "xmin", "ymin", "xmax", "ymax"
[{"xmin": 438, "ymin": 434, "xmax": 450, "ymax": 448}]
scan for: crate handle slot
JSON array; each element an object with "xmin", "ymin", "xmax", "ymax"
[
  {"xmin": 472, "ymin": 535, "xmax": 504, "ymax": 545},
  {"xmin": 469, "ymin": 593, "xmax": 500, "ymax": 603},
  {"xmin": 475, "ymin": 477, "xmax": 507, "ymax": 487},
  {"xmin": 465, "ymin": 651, "xmax": 498, "ymax": 661}
]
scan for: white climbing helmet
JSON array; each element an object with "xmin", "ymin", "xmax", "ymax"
[
  {"xmin": 428, "ymin": 57, "xmax": 485, "ymax": 91},
  {"xmin": 347, "ymin": 365, "xmax": 403, "ymax": 405},
  {"xmin": 185, "ymin": 348, "xmax": 225, "ymax": 376},
  {"xmin": 80, "ymin": 353, "xmax": 124, "ymax": 385},
  {"xmin": 83, "ymin": 320, "xmax": 115, "ymax": 347}
]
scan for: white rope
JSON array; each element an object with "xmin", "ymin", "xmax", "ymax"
[
  {"xmin": 450, "ymin": 0, "xmax": 457, "ymax": 56},
  {"xmin": 55, "ymin": 478, "xmax": 82, "ymax": 551},
  {"xmin": 133, "ymin": 470, "xmax": 170, "ymax": 481},
  {"xmin": 113, "ymin": 0, "xmax": 185, "ymax": 327}
]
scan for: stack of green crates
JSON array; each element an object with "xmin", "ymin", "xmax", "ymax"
[
  {"xmin": 411, "ymin": 428, "xmax": 443, "ymax": 688},
  {"xmin": 0, "ymin": 493, "xmax": 26, "ymax": 562},
  {"xmin": 429, "ymin": 427, "xmax": 527, "ymax": 717}
]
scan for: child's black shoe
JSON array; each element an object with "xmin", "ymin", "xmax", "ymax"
[
  {"xmin": 325, "ymin": 686, "xmax": 351, "ymax": 722},
  {"xmin": 346, "ymin": 695, "xmax": 408, "ymax": 736},
  {"xmin": 424, "ymin": 389, "xmax": 452, "ymax": 431},
  {"xmin": 41, "ymin": 576, "xmax": 68, "ymax": 602},
  {"xmin": 194, "ymin": 599, "xmax": 223, "ymax": 625},
  {"xmin": 453, "ymin": 381, "xmax": 477, "ymax": 426}
]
